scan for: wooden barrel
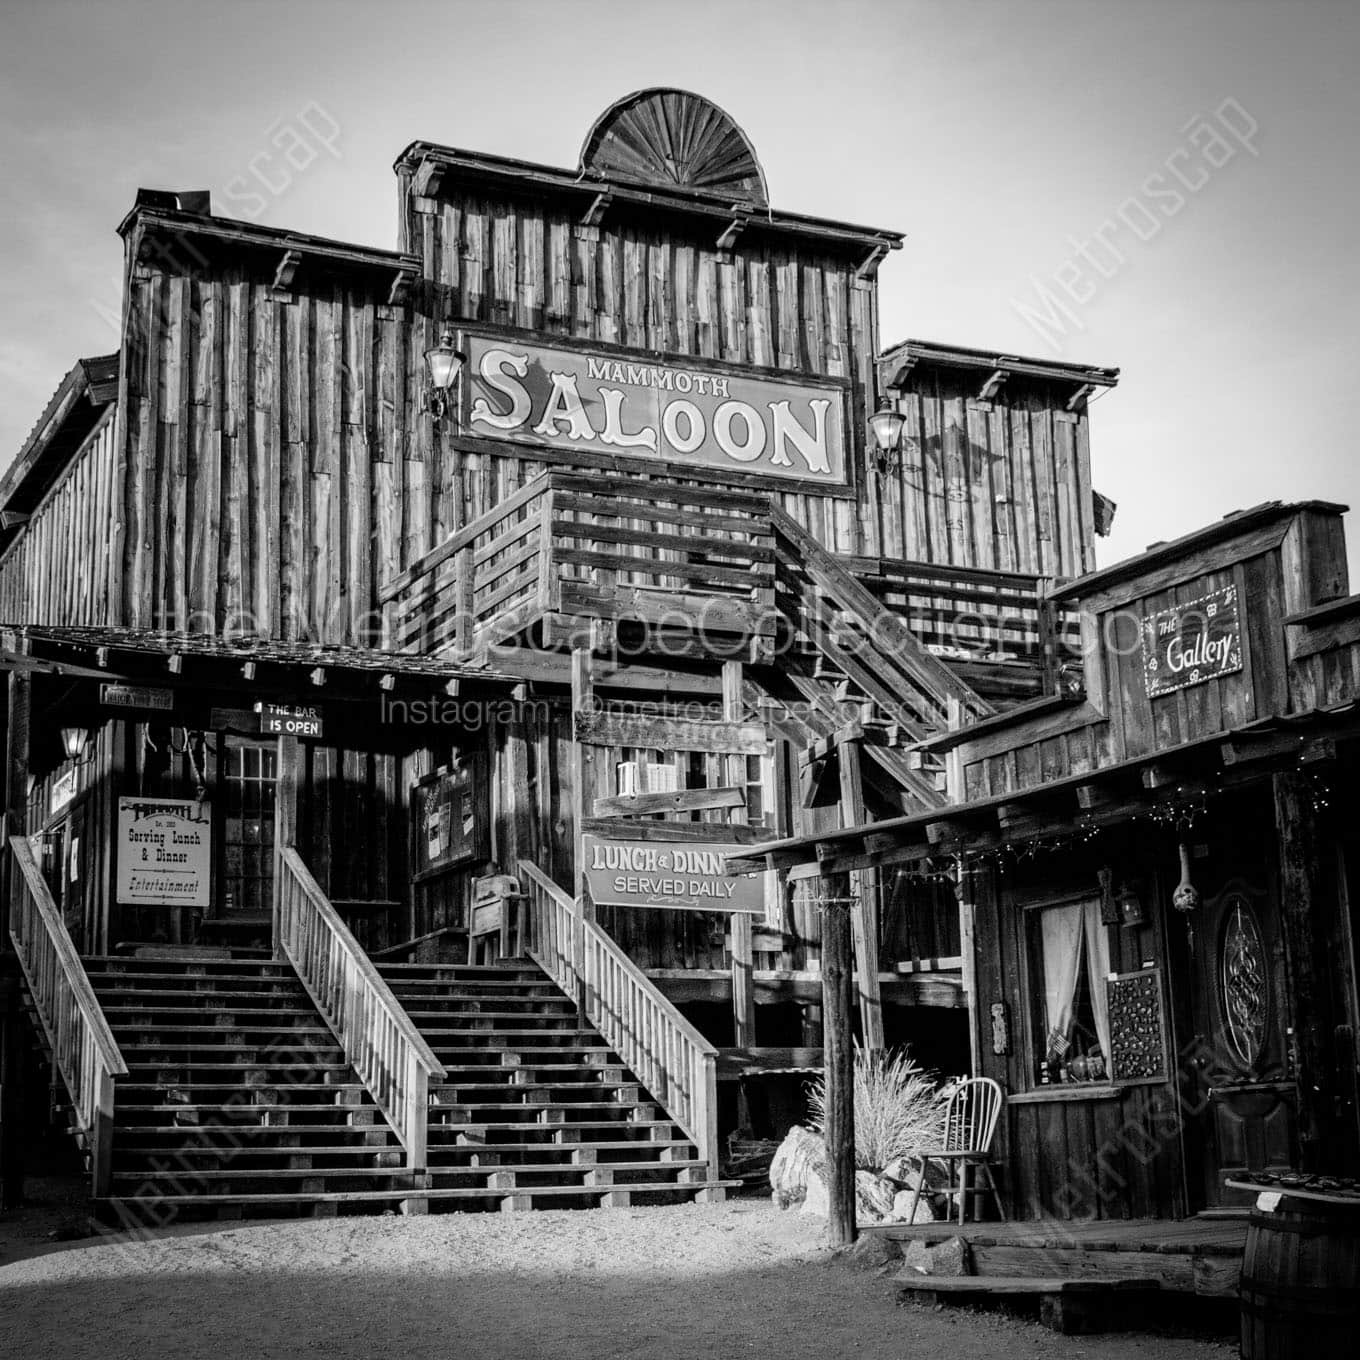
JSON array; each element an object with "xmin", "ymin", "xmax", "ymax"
[{"xmin": 1239, "ymin": 1192, "xmax": 1360, "ymax": 1359}]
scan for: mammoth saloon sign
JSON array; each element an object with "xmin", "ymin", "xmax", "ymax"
[{"xmin": 463, "ymin": 332, "xmax": 849, "ymax": 488}]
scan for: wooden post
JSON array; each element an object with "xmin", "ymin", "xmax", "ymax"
[
  {"xmin": 821, "ymin": 878, "xmax": 856, "ymax": 1246},
  {"xmin": 840, "ymin": 737, "xmax": 883, "ymax": 1050},
  {"xmin": 273, "ymin": 735, "xmax": 301, "ymax": 959},
  {"xmin": 0, "ymin": 970, "xmax": 24, "ymax": 1211},
  {"xmin": 569, "ymin": 648, "xmax": 593, "ymax": 1016},
  {"xmin": 4, "ymin": 671, "xmax": 30, "ymax": 941},
  {"xmin": 1274, "ymin": 770, "xmax": 1344, "ymax": 1169},
  {"xmin": 724, "ymin": 661, "xmax": 756, "ymax": 1047},
  {"xmin": 1, "ymin": 674, "xmax": 30, "ymax": 1210}
]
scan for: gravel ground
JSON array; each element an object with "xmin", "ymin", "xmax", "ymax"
[{"xmin": 0, "ymin": 1196, "xmax": 1235, "ymax": 1360}]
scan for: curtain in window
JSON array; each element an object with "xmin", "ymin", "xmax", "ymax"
[
  {"xmin": 1040, "ymin": 898, "xmax": 1113, "ymax": 1062},
  {"xmin": 1082, "ymin": 896, "xmax": 1112, "ymax": 1060},
  {"xmin": 1040, "ymin": 902, "xmax": 1085, "ymax": 1056}
]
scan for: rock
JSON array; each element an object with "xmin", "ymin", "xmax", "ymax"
[
  {"xmin": 886, "ymin": 1187, "xmax": 937, "ymax": 1223},
  {"xmin": 855, "ymin": 1170, "xmax": 897, "ymax": 1223},
  {"xmin": 839, "ymin": 1233, "xmax": 901, "ymax": 1269},
  {"xmin": 800, "ymin": 1167, "xmax": 829, "ymax": 1216},
  {"xmin": 770, "ymin": 1125, "xmax": 826, "ymax": 1210},
  {"xmin": 893, "ymin": 1235, "xmax": 973, "ymax": 1279}
]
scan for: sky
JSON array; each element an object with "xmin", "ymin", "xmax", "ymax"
[{"xmin": 1, "ymin": 0, "xmax": 1356, "ymax": 576}]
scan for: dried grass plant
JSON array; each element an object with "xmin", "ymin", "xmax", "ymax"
[{"xmin": 807, "ymin": 1044, "xmax": 948, "ymax": 1172}]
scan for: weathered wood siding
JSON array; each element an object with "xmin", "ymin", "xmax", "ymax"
[
  {"xmin": 973, "ymin": 852, "xmax": 1186, "ymax": 1221},
  {"xmin": 958, "ymin": 508, "xmax": 1352, "ymax": 800},
  {"xmin": 0, "ymin": 407, "xmax": 118, "ymax": 624},
  {"xmin": 112, "ymin": 265, "xmax": 425, "ymax": 642},
  {"xmin": 888, "ymin": 370, "xmax": 1094, "ymax": 579},
  {"xmin": 404, "ymin": 185, "xmax": 879, "ymax": 556}
]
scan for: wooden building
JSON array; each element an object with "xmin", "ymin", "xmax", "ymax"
[
  {"xmin": 0, "ymin": 89, "xmax": 1121, "ymax": 1220},
  {"xmin": 740, "ymin": 499, "xmax": 1360, "ymax": 1227}
]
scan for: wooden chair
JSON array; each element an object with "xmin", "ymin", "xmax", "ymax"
[{"xmin": 907, "ymin": 1076, "xmax": 1006, "ymax": 1225}]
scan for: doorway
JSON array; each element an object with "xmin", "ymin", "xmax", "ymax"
[{"xmin": 1182, "ymin": 872, "xmax": 1298, "ymax": 1207}]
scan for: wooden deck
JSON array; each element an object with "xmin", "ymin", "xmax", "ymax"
[{"xmin": 870, "ymin": 1215, "xmax": 1248, "ymax": 1297}]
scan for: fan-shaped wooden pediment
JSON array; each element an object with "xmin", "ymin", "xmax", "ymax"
[{"xmin": 579, "ymin": 88, "xmax": 768, "ymax": 206}]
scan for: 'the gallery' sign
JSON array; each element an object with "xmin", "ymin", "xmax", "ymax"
[
  {"xmin": 581, "ymin": 832, "xmax": 765, "ymax": 913},
  {"xmin": 463, "ymin": 332, "xmax": 849, "ymax": 488},
  {"xmin": 1141, "ymin": 584, "xmax": 1243, "ymax": 698}
]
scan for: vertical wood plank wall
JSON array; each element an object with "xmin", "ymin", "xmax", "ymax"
[
  {"xmin": 890, "ymin": 370, "xmax": 1093, "ymax": 580},
  {"xmin": 2, "ymin": 189, "xmax": 1098, "ymax": 641},
  {"xmin": 972, "ymin": 854, "xmax": 1185, "ymax": 1220},
  {"xmin": 0, "ymin": 408, "xmax": 117, "ymax": 623}
]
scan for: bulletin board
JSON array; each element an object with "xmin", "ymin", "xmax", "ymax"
[{"xmin": 411, "ymin": 756, "xmax": 489, "ymax": 876}]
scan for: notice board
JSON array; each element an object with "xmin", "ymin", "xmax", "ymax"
[{"xmin": 412, "ymin": 757, "xmax": 488, "ymax": 875}]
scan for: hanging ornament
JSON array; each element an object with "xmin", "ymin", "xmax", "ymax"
[
  {"xmin": 1172, "ymin": 840, "xmax": 1201, "ymax": 914},
  {"xmin": 1098, "ymin": 866, "xmax": 1119, "ymax": 926}
]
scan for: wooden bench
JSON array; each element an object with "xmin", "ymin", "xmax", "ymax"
[{"xmin": 895, "ymin": 1274, "xmax": 1160, "ymax": 1334}]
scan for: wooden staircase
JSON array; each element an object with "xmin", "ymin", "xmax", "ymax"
[
  {"xmin": 378, "ymin": 960, "xmax": 729, "ymax": 1210},
  {"xmin": 81, "ymin": 957, "xmax": 416, "ymax": 1222}
]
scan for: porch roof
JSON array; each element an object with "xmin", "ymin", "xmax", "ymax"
[
  {"xmin": 726, "ymin": 700, "xmax": 1360, "ymax": 878},
  {"xmin": 0, "ymin": 625, "xmax": 522, "ymax": 693}
]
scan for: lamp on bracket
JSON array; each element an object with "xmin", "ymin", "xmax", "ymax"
[
  {"xmin": 424, "ymin": 328, "xmax": 466, "ymax": 424},
  {"xmin": 867, "ymin": 397, "xmax": 907, "ymax": 478},
  {"xmin": 60, "ymin": 726, "xmax": 90, "ymax": 763}
]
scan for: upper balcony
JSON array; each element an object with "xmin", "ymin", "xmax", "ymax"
[{"xmin": 379, "ymin": 470, "xmax": 1080, "ymax": 729}]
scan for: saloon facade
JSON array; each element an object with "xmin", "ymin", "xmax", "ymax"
[{"xmin": 15, "ymin": 88, "xmax": 1328, "ymax": 1228}]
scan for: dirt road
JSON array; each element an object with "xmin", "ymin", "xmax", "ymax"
[{"xmin": 0, "ymin": 1198, "xmax": 1233, "ymax": 1359}]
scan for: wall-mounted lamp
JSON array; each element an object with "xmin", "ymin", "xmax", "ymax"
[
  {"xmin": 424, "ymin": 329, "xmax": 466, "ymax": 423},
  {"xmin": 867, "ymin": 398, "xmax": 907, "ymax": 477},
  {"xmin": 1118, "ymin": 882, "xmax": 1147, "ymax": 929},
  {"xmin": 60, "ymin": 726, "xmax": 90, "ymax": 762}
]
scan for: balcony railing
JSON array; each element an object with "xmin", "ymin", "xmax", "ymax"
[{"xmin": 379, "ymin": 471, "xmax": 778, "ymax": 659}]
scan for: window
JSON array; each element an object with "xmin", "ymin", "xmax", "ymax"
[
  {"xmin": 220, "ymin": 739, "xmax": 277, "ymax": 916},
  {"xmin": 1028, "ymin": 896, "xmax": 1112, "ymax": 1084}
]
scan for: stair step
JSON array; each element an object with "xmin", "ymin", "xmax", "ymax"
[
  {"xmin": 101, "ymin": 1005, "xmax": 320, "ymax": 1017},
  {"xmin": 116, "ymin": 1102, "xmax": 379, "ymax": 1115},
  {"xmin": 115, "ymin": 1144, "xmax": 399, "ymax": 1158},
  {"xmin": 111, "ymin": 1166, "xmax": 416, "ymax": 1184},
  {"xmin": 124, "ymin": 1062, "xmax": 353, "ymax": 1073},
  {"xmin": 107, "ymin": 1181, "xmax": 731, "ymax": 1208},
  {"xmin": 121, "ymin": 1082, "xmax": 366, "ymax": 1094}
]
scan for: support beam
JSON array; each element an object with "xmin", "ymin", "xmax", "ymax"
[
  {"xmin": 724, "ymin": 661, "xmax": 756, "ymax": 1048},
  {"xmin": 1274, "ymin": 771, "xmax": 1347, "ymax": 1169},
  {"xmin": 979, "ymin": 369, "xmax": 1008, "ymax": 401},
  {"xmin": 272, "ymin": 734, "xmax": 301, "ymax": 958},
  {"xmin": 821, "ymin": 880, "xmax": 856, "ymax": 1247},
  {"xmin": 570, "ymin": 649, "xmax": 595, "ymax": 916},
  {"xmin": 840, "ymin": 737, "xmax": 883, "ymax": 1051}
]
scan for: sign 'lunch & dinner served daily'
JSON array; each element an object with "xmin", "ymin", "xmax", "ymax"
[
  {"xmin": 463, "ymin": 332, "xmax": 849, "ymax": 487},
  {"xmin": 581, "ymin": 832, "xmax": 765, "ymax": 913}
]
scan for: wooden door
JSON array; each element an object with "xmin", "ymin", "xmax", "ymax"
[{"xmin": 1186, "ymin": 877, "xmax": 1298, "ymax": 1206}]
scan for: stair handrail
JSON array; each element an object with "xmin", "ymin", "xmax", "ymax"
[
  {"xmin": 276, "ymin": 847, "xmax": 446, "ymax": 1169},
  {"xmin": 769, "ymin": 502, "xmax": 994, "ymax": 722},
  {"xmin": 517, "ymin": 859, "xmax": 720, "ymax": 1189},
  {"xmin": 7, "ymin": 834, "xmax": 126, "ymax": 1196}
]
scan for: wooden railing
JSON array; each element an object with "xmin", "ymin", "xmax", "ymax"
[
  {"xmin": 380, "ymin": 470, "xmax": 777, "ymax": 659},
  {"xmin": 276, "ymin": 848, "xmax": 446, "ymax": 1169},
  {"xmin": 770, "ymin": 506, "xmax": 994, "ymax": 740},
  {"xmin": 517, "ymin": 859, "xmax": 720, "ymax": 1187},
  {"xmin": 852, "ymin": 558, "xmax": 1079, "ymax": 671},
  {"xmin": 8, "ymin": 835, "xmax": 126, "ymax": 1197}
]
